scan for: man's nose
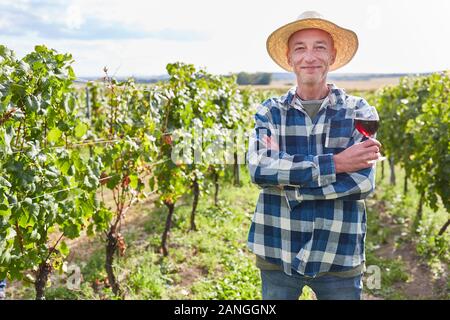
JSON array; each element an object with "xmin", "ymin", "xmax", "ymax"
[{"xmin": 304, "ymin": 50, "xmax": 317, "ymax": 63}]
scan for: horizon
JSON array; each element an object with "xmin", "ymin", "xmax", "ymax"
[{"xmin": 74, "ymin": 70, "xmax": 441, "ymax": 80}]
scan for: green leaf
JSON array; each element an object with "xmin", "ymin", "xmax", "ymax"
[
  {"xmin": 106, "ymin": 174, "xmax": 121, "ymax": 189},
  {"xmin": 47, "ymin": 127, "xmax": 62, "ymax": 143},
  {"xmin": 57, "ymin": 121, "xmax": 70, "ymax": 132},
  {"xmin": 23, "ymin": 197, "xmax": 32, "ymax": 206},
  {"xmin": 18, "ymin": 212, "xmax": 29, "ymax": 228},
  {"xmin": 129, "ymin": 174, "xmax": 139, "ymax": 189},
  {"xmin": 30, "ymin": 229, "xmax": 41, "ymax": 241},
  {"xmin": 0, "ymin": 176, "xmax": 12, "ymax": 188},
  {"xmin": 63, "ymin": 223, "xmax": 81, "ymax": 239},
  {"xmin": 59, "ymin": 241, "xmax": 69, "ymax": 256},
  {"xmin": 74, "ymin": 122, "xmax": 88, "ymax": 138},
  {"xmin": 31, "ymin": 203, "xmax": 40, "ymax": 216},
  {"xmin": 0, "ymin": 203, "xmax": 10, "ymax": 216}
]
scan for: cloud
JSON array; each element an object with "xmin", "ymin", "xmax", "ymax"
[
  {"xmin": 0, "ymin": 1, "xmax": 208, "ymax": 41},
  {"xmin": 2, "ymin": 0, "xmax": 448, "ymax": 76}
]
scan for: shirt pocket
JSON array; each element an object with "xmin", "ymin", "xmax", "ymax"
[{"xmin": 324, "ymin": 117, "xmax": 354, "ymax": 151}]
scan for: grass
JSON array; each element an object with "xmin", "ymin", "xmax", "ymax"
[
  {"xmin": 375, "ymin": 162, "xmax": 449, "ymax": 265},
  {"xmin": 363, "ymin": 161, "xmax": 449, "ymax": 299},
  {"xmin": 38, "ymin": 169, "xmax": 317, "ymax": 300},
  {"xmin": 8, "ymin": 161, "xmax": 448, "ymax": 300},
  {"xmin": 35, "ymin": 172, "xmax": 259, "ymax": 299}
]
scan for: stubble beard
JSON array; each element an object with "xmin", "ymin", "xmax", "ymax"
[{"xmin": 298, "ymin": 72, "xmax": 326, "ymax": 86}]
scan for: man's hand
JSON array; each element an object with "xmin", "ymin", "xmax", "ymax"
[
  {"xmin": 263, "ymin": 135, "xmax": 280, "ymax": 151},
  {"xmin": 333, "ymin": 138, "xmax": 382, "ymax": 173},
  {"xmin": 262, "ymin": 136, "xmax": 284, "ymax": 190},
  {"xmin": 263, "ymin": 135, "xmax": 381, "ymax": 184}
]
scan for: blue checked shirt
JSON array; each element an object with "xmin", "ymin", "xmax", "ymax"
[{"xmin": 247, "ymin": 84, "xmax": 377, "ymax": 277}]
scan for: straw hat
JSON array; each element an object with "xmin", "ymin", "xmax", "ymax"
[{"xmin": 266, "ymin": 11, "xmax": 359, "ymax": 72}]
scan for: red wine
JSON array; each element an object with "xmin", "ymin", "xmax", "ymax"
[{"xmin": 355, "ymin": 119, "xmax": 379, "ymax": 137}]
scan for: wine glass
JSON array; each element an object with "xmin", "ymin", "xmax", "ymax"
[{"xmin": 354, "ymin": 106, "xmax": 386, "ymax": 162}]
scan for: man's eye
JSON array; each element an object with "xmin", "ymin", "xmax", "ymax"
[
  {"xmin": 295, "ymin": 47, "xmax": 305, "ymax": 51},
  {"xmin": 316, "ymin": 46, "xmax": 326, "ymax": 50}
]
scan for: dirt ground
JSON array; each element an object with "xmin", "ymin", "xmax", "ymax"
[
  {"xmin": 6, "ymin": 186, "xmax": 447, "ymax": 300},
  {"xmin": 373, "ymin": 212, "xmax": 448, "ymax": 300}
]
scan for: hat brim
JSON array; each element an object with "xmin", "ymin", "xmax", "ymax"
[{"xmin": 266, "ymin": 18, "xmax": 359, "ymax": 72}]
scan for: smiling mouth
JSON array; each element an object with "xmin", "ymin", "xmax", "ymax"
[{"xmin": 301, "ymin": 66, "xmax": 321, "ymax": 69}]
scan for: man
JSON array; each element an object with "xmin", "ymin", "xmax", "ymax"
[
  {"xmin": 247, "ymin": 11, "xmax": 382, "ymax": 300},
  {"xmin": 0, "ymin": 279, "xmax": 6, "ymax": 299}
]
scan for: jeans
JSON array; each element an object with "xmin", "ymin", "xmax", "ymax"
[
  {"xmin": 261, "ymin": 269, "xmax": 363, "ymax": 300},
  {"xmin": 0, "ymin": 279, "xmax": 6, "ymax": 299}
]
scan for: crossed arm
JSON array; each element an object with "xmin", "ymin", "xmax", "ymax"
[{"xmin": 247, "ymin": 105, "xmax": 380, "ymax": 201}]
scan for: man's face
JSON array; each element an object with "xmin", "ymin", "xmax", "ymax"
[{"xmin": 287, "ymin": 28, "xmax": 336, "ymax": 86}]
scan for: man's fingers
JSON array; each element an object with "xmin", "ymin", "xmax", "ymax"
[
  {"xmin": 353, "ymin": 144, "xmax": 379, "ymax": 156},
  {"xmin": 361, "ymin": 152, "xmax": 381, "ymax": 163},
  {"xmin": 264, "ymin": 136, "xmax": 280, "ymax": 150},
  {"xmin": 361, "ymin": 138, "xmax": 381, "ymax": 148},
  {"xmin": 368, "ymin": 152, "xmax": 382, "ymax": 161},
  {"xmin": 363, "ymin": 137, "xmax": 382, "ymax": 148},
  {"xmin": 368, "ymin": 146, "xmax": 380, "ymax": 153},
  {"xmin": 363, "ymin": 161, "xmax": 375, "ymax": 168}
]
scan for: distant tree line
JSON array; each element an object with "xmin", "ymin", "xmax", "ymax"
[{"xmin": 236, "ymin": 72, "xmax": 272, "ymax": 85}]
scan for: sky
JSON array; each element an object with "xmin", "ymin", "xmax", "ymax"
[{"xmin": 0, "ymin": 0, "xmax": 449, "ymax": 77}]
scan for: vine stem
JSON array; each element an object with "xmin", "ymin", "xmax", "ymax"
[{"xmin": 44, "ymin": 232, "xmax": 65, "ymax": 263}]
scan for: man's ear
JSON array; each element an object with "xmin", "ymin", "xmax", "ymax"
[
  {"xmin": 286, "ymin": 52, "xmax": 292, "ymax": 66},
  {"xmin": 330, "ymin": 47, "xmax": 337, "ymax": 65}
]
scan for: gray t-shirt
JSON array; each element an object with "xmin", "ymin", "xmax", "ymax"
[{"xmin": 297, "ymin": 96, "xmax": 325, "ymax": 121}]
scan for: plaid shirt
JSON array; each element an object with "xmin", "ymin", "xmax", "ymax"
[{"xmin": 247, "ymin": 84, "xmax": 376, "ymax": 277}]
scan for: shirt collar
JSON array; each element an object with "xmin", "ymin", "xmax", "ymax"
[{"xmin": 280, "ymin": 83, "xmax": 346, "ymax": 110}]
